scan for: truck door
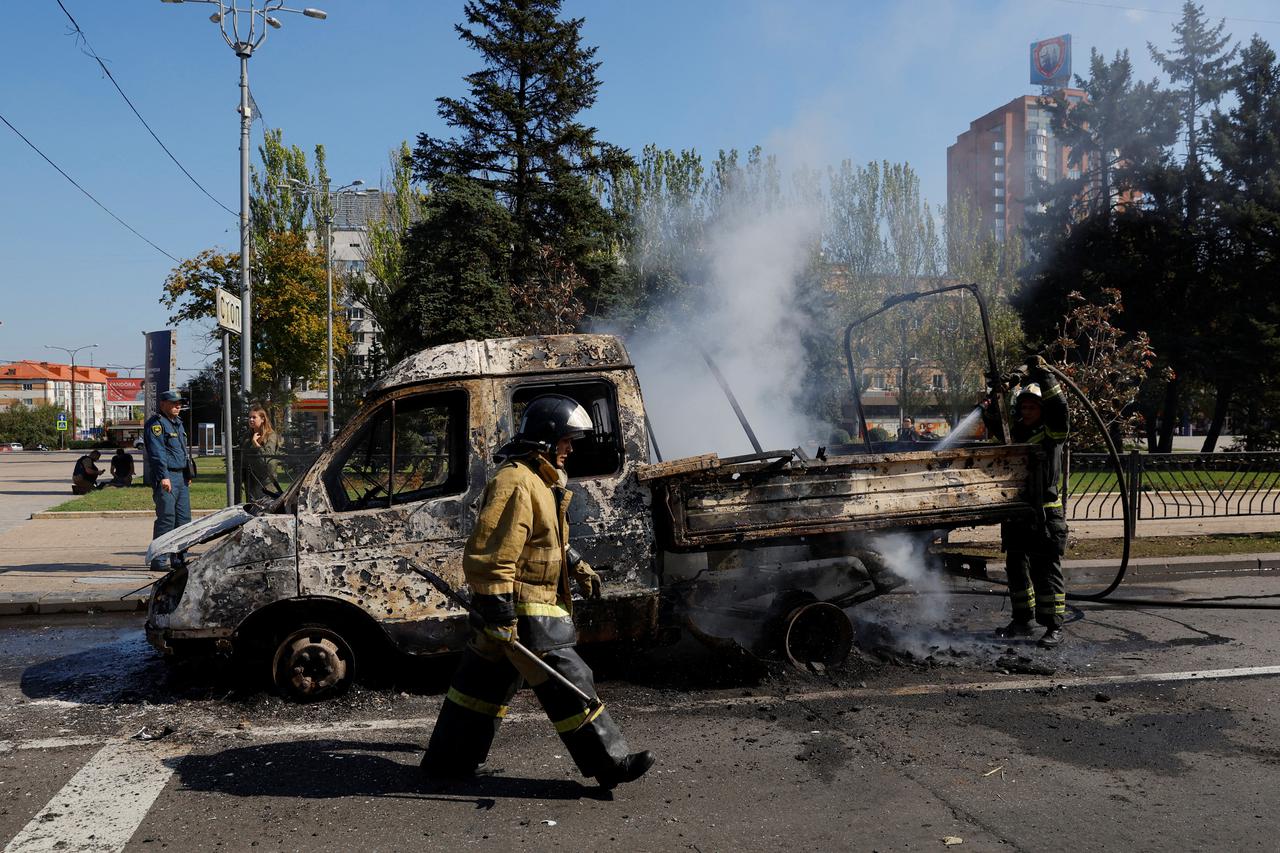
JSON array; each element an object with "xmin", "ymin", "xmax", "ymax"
[{"xmin": 294, "ymin": 385, "xmax": 488, "ymax": 654}]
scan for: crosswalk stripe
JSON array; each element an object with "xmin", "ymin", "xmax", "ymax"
[{"xmin": 4, "ymin": 740, "xmax": 189, "ymax": 853}]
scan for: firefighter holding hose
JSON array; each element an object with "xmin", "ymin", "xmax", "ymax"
[
  {"xmin": 985, "ymin": 356, "xmax": 1070, "ymax": 648},
  {"xmin": 421, "ymin": 394, "xmax": 655, "ymax": 788}
]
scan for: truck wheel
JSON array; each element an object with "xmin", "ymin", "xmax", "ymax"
[{"xmin": 271, "ymin": 624, "xmax": 356, "ymax": 702}]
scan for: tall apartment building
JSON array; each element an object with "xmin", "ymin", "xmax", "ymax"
[
  {"xmin": 946, "ymin": 89, "xmax": 1085, "ymax": 241},
  {"xmin": 328, "ymin": 192, "xmax": 384, "ymax": 370}
]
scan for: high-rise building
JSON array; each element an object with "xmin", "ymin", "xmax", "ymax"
[{"xmin": 946, "ymin": 89, "xmax": 1085, "ymax": 241}]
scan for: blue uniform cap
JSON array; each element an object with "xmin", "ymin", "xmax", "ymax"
[{"xmin": 158, "ymin": 390, "xmax": 184, "ymax": 402}]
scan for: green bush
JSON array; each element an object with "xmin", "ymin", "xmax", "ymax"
[
  {"xmin": 868, "ymin": 427, "xmax": 891, "ymax": 443},
  {"xmin": 0, "ymin": 403, "xmax": 60, "ymax": 447}
]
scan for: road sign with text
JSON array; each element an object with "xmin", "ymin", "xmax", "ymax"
[{"xmin": 216, "ymin": 288, "xmax": 242, "ymax": 335}]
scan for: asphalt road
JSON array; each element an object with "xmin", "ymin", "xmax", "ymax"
[{"xmin": 1, "ymin": 566, "xmax": 1278, "ymax": 852}]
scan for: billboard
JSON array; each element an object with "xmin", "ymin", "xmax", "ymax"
[
  {"xmin": 143, "ymin": 330, "xmax": 176, "ymax": 485},
  {"xmin": 144, "ymin": 329, "xmax": 177, "ymax": 417},
  {"xmin": 106, "ymin": 378, "xmax": 144, "ymax": 404},
  {"xmin": 1030, "ymin": 34, "xmax": 1072, "ymax": 86}
]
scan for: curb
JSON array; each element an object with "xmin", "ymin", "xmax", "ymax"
[
  {"xmin": 0, "ymin": 592, "xmax": 149, "ymax": 617},
  {"xmin": 983, "ymin": 555, "xmax": 1274, "ymax": 581},
  {"xmin": 29, "ymin": 509, "xmax": 222, "ymax": 520}
]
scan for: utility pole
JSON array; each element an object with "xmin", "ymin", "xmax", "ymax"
[
  {"xmin": 162, "ymin": 0, "xmax": 328, "ymax": 398},
  {"xmin": 281, "ymin": 177, "xmax": 367, "ymax": 442},
  {"xmin": 45, "ymin": 344, "xmax": 97, "ymax": 447}
]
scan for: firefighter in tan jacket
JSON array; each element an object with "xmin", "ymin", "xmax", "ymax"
[{"xmin": 421, "ymin": 394, "xmax": 655, "ymax": 789}]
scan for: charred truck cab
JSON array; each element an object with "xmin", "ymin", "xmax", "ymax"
[
  {"xmin": 146, "ymin": 335, "xmax": 662, "ymax": 700},
  {"xmin": 147, "ymin": 327, "xmax": 1041, "ymax": 701}
]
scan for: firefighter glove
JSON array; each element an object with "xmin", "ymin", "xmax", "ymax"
[
  {"xmin": 1025, "ymin": 354, "xmax": 1049, "ymax": 373},
  {"xmin": 472, "ymin": 592, "xmax": 518, "ymax": 643},
  {"xmin": 573, "ymin": 560, "xmax": 603, "ymax": 600}
]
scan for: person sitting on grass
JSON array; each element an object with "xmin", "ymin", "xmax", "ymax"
[
  {"xmin": 109, "ymin": 446, "xmax": 135, "ymax": 487},
  {"xmin": 71, "ymin": 450, "xmax": 105, "ymax": 494}
]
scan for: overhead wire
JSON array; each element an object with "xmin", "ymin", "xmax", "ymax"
[
  {"xmin": 0, "ymin": 110, "xmax": 180, "ymax": 263},
  {"xmin": 53, "ymin": 0, "xmax": 238, "ymax": 217},
  {"xmin": 1049, "ymin": 0, "xmax": 1280, "ymax": 27}
]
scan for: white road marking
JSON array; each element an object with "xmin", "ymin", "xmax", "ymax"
[
  {"xmin": 0, "ymin": 736, "xmax": 102, "ymax": 754},
  {"xmin": 3, "ymin": 740, "xmax": 188, "ymax": 853}
]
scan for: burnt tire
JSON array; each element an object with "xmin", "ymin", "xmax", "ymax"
[{"xmin": 270, "ymin": 624, "xmax": 356, "ymax": 702}]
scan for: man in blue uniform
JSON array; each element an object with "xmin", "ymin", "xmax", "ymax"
[{"xmin": 144, "ymin": 390, "xmax": 192, "ymax": 571}]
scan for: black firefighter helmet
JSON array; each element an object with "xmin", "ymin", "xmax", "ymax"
[{"xmin": 497, "ymin": 394, "xmax": 594, "ymax": 461}]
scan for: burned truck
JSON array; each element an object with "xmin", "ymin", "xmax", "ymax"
[{"xmin": 146, "ymin": 325, "xmax": 1039, "ymax": 700}]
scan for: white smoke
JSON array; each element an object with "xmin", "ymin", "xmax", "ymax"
[
  {"xmin": 864, "ymin": 531, "xmax": 948, "ymax": 624},
  {"xmin": 628, "ymin": 197, "xmax": 823, "ymax": 460}
]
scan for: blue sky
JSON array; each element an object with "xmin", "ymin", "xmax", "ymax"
[{"xmin": 3, "ymin": 0, "xmax": 1278, "ymax": 376}]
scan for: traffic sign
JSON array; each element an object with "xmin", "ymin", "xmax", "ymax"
[{"xmin": 216, "ymin": 287, "xmax": 243, "ymax": 335}]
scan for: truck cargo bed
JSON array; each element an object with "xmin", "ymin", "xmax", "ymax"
[{"xmin": 638, "ymin": 444, "xmax": 1039, "ymax": 550}]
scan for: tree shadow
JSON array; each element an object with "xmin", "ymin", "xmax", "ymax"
[{"xmin": 176, "ymin": 739, "xmax": 609, "ymax": 803}]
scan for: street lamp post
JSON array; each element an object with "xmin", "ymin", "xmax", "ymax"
[
  {"xmin": 161, "ymin": 1, "xmax": 327, "ymax": 398},
  {"xmin": 45, "ymin": 344, "xmax": 98, "ymax": 448},
  {"xmin": 281, "ymin": 178, "xmax": 367, "ymax": 442}
]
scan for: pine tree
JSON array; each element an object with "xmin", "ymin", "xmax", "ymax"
[
  {"xmin": 410, "ymin": 0, "xmax": 630, "ymax": 335},
  {"xmin": 1149, "ymin": 1, "xmax": 1236, "ymax": 224},
  {"xmin": 1206, "ymin": 36, "xmax": 1280, "ymax": 448}
]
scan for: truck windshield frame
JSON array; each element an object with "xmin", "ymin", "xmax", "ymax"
[{"xmin": 325, "ymin": 388, "xmax": 470, "ymax": 511}]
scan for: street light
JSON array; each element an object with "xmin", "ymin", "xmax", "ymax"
[
  {"xmin": 161, "ymin": 0, "xmax": 327, "ymax": 399},
  {"xmin": 279, "ymin": 177, "xmax": 367, "ymax": 442},
  {"xmin": 45, "ymin": 344, "xmax": 98, "ymax": 448}
]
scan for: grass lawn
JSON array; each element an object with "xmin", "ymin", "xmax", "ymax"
[
  {"xmin": 1069, "ymin": 469, "xmax": 1280, "ymax": 493},
  {"xmin": 47, "ymin": 456, "xmax": 230, "ymax": 512}
]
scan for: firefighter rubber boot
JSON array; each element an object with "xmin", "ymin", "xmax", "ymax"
[
  {"xmin": 1038, "ymin": 626, "xmax": 1065, "ymax": 648},
  {"xmin": 595, "ymin": 750, "xmax": 656, "ymax": 790},
  {"xmin": 994, "ymin": 620, "xmax": 1034, "ymax": 639}
]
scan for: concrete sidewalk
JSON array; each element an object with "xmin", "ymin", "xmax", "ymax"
[
  {"xmin": 1, "ymin": 511, "xmax": 1278, "ymax": 618},
  {"xmin": 0, "ymin": 516, "xmax": 161, "ymax": 615}
]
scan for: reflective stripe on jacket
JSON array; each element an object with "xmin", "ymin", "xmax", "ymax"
[{"xmin": 463, "ymin": 454, "xmax": 574, "ymax": 611}]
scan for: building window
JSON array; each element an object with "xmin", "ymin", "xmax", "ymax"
[
  {"xmin": 1068, "ymin": 168, "xmax": 1082, "ymax": 180},
  {"xmin": 994, "ymin": 221, "xmax": 1006, "ymax": 241},
  {"xmin": 992, "ymin": 141, "xmax": 1004, "ymax": 151},
  {"xmin": 993, "ymin": 187, "xmax": 1003, "ymax": 198},
  {"xmin": 993, "ymin": 156, "xmax": 1004, "ymax": 166},
  {"xmin": 344, "ymin": 260, "xmax": 366, "ymax": 275},
  {"xmin": 994, "ymin": 203, "xmax": 1005, "ymax": 214},
  {"xmin": 347, "ymin": 307, "xmax": 365, "ymax": 321},
  {"xmin": 932, "ymin": 374, "xmax": 944, "ymax": 390},
  {"xmin": 21, "ymin": 383, "xmax": 32, "ymax": 391},
  {"xmin": 993, "ymin": 172, "xmax": 1004, "ymax": 183}
]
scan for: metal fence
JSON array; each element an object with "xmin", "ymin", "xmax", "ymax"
[{"xmin": 1068, "ymin": 451, "xmax": 1280, "ymax": 524}]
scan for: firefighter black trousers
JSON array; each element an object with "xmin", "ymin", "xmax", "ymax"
[
  {"xmin": 422, "ymin": 632, "xmax": 630, "ymax": 778},
  {"xmin": 1002, "ymin": 507, "xmax": 1068, "ymax": 628}
]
